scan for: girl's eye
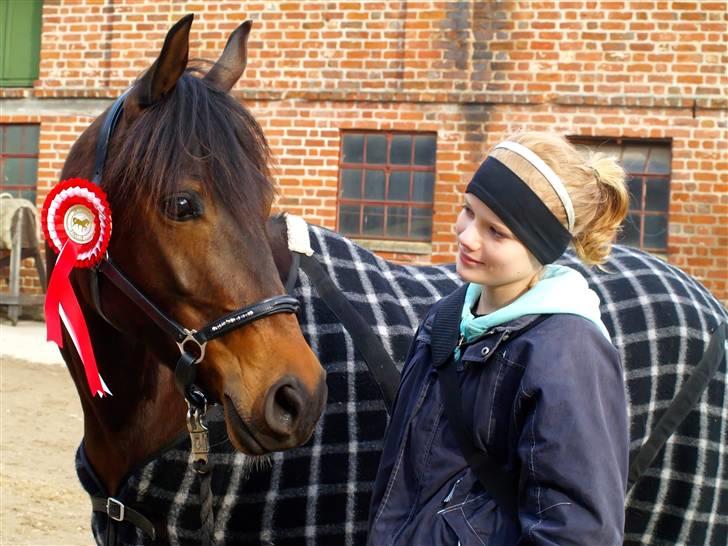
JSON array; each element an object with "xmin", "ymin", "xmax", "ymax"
[
  {"xmin": 163, "ymin": 192, "xmax": 203, "ymax": 221},
  {"xmin": 462, "ymin": 204, "xmax": 474, "ymax": 217},
  {"xmin": 490, "ymin": 226, "xmax": 505, "ymax": 239}
]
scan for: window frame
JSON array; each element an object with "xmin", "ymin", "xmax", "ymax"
[{"xmin": 337, "ymin": 130, "xmax": 437, "ymax": 242}]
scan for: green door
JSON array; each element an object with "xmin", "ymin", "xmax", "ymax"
[{"xmin": 0, "ymin": 0, "xmax": 43, "ymax": 87}]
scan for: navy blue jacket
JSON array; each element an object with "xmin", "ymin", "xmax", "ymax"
[{"xmin": 368, "ymin": 286, "xmax": 629, "ymax": 546}]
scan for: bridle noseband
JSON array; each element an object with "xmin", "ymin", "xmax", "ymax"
[{"xmin": 86, "ymin": 91, "xmax": 300, "ymax": 468}]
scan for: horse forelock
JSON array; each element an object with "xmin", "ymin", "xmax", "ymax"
[{"xmin": 102, "ymin": 68, "xmax": 274, "ymax": 230}]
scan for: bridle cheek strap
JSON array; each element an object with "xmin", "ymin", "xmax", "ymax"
[{"xmin": 95, "ymin": 258, "xmax": 300, "ymax": 406}]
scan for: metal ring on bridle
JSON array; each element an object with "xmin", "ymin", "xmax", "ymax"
[{"xmin": 176, "ymin": 329, "xmax": 207, "ymax": 365}]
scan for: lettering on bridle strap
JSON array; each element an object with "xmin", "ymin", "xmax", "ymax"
[{"xmin": 210, "ymin": 310, "xmax": 255, "ymax": 333}]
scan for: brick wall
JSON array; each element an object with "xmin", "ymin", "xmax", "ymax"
[
  {"xmin": 1, "ymin": 0, "xmax": 725, "ymax": 302},
  {"xmin": 35, "ymin": 1, "xmax": 726, "ymax": 106}
]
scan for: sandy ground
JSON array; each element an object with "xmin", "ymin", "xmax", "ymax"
[{"xmin": 0, "ymin": 356, "xmax": 93, "ymax": 546}]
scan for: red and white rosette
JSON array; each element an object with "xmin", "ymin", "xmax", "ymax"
[
  {"xmin": 41, "ymin": 178, "xmax": 113, "ymax": 398},
  {"xmin": 42, "ymin": 178, "xmax": 112, "ymax": 267}
]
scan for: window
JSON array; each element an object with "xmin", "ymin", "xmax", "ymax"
[
  {"xmin": 0, "ymin": 125, "xmax": 40, "ymax": 202},
  {"xmin": 337, "ymin": 132, "xmax": 437, "ymax": 241},
  {"xmin": 571, "ymin": 138, "xmax": 671, "ymax": 253}
]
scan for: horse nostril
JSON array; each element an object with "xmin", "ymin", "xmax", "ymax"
[
  {"xmin": 276, "ymin": 385, "xmax": 300, "ymax": 424},
  {"xmin": 265, "ymin": 379, "xmax": 303, "ymax": 436}
]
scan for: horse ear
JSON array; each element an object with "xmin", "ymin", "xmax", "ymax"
[
  {"xmin": 128, "ymin": 14, "xmax": 194, "ymax": 111},
  {"xmin": 203, "ymin": 20, "xmax": 252, "ymax": 92}
]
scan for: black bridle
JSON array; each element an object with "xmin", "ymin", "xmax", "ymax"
[{"xmin": 85, "ymin": 91, "xmax": 300, "ymax": 463}]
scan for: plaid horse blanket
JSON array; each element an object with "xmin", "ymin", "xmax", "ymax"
[{"xmin": 78, "ymin": 223, "xmax": 727, "ymax": 546}]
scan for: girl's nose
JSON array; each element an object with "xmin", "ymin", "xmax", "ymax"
[{"xmin": 458, "ymin": 223, "xmax": 479, "ymax": 251}]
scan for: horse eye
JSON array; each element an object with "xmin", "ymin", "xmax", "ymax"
[{"xmin": 163, "ymin": 192, "xmax": 203, "ymax": 221}]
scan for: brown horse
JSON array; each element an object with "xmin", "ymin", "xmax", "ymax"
[{"xmin": 52, "ymin": 13, "xmax": 327, "ymax": 502}]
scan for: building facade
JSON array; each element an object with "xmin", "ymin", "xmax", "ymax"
[{"xmin": 1, "ymin": 0, "xmax": 726, "ymax": 303}]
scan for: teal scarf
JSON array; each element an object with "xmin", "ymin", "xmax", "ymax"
[{"xmin": 455, "ymin": 265, "xmax": 610, "ymax": 360}]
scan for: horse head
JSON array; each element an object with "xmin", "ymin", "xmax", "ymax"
[{"xmin": 56, "ymin": 15, "xmax": 326, "ymax": 491}]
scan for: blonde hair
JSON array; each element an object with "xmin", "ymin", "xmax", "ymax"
[{"xmin": 489, "ymin": 132, "xmax": 629, "ymax": 266}]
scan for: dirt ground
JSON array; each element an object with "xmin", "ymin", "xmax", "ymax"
[{"xmin": 0, "ymin": 357, "xmax": 92, "ymax": 546}]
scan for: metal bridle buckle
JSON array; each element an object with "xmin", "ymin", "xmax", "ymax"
[
  {"xmin": 107, "ymin": 497, "xmax": 125, "ymax": 522},
  {"xmin": 176, "ymin": 329, "xmax": 207, "ymax": 364},
  {"xmin": 186, "ymin": 400, "xmax": 210, "ymax": 473}
]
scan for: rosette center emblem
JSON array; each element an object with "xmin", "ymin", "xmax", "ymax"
[{"xmin": 64, "ymin": 204, "xmax": 96, "ymax": 244}]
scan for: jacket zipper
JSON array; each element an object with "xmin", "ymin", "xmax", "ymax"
[{"xmin": 442, "ymin": 477, "xmax": 463, "ymax": 505}]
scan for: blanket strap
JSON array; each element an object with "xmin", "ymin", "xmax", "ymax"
[
  {"xmin": 91, "ymin": 495, "xmax": 158, "ymax": 542},
  {"xmin": 298, "ymin": 253, "xmax": 400, "ymax": 414},
  {"xmin": 628, "ymin": 321, "xmax": 727, "ymax": 489}
]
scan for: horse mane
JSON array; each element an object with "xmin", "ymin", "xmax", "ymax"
[{"xmin": 104, "ymin": 66, "xmax": 273, "ymax": 227}]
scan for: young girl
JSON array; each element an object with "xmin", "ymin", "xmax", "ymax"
[{"xmin": 367, "ymin": 132, "xmax": 630, "ymax": 545}]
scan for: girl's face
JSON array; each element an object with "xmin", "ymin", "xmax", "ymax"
[{"xmin": 455, "ymin": 193, "xmax": 542, "ymax": 293}]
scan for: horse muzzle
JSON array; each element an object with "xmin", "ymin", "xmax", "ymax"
[{"xmin": 223, "ymin": 373, "xmax": 327, "ymax": 454}]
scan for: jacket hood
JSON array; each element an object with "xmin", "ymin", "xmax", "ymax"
[{"xmin": 460, "ymin": 264, "xmax": 610, "ymax": 345}]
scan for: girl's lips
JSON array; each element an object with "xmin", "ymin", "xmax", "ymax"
[{"xmin": 458, "ymin": 250, "xmax": 483, "ymax": 266}]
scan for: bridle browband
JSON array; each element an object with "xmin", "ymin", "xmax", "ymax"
[{"xmin": 85, "ymin": 90, "xmax": 300, "ymax": 461}]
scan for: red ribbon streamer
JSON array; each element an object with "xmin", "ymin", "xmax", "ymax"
[{"xmin": 46, "ymin": 240, "xmax": 106, "ymax": 397}]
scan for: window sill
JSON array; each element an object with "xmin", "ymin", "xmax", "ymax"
[{"xmin": 352, "ymin": 238, "xmax": 432, "ymax": 255}]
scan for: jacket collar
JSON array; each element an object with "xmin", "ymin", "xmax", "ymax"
[
  {"xmin": 430, "ymin": 285, "xmax": 467, "ymax": 368},
  {"xmin": 429, "ymin": 285, "xmax": 546, "ymax": 369}
]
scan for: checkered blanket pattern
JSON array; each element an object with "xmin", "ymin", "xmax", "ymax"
[
  {"xmin": 79, "ymin": 225, "xmax": 727, "ymax": 546},
  {"xmin": 560, "ymin": 246, "xmax": 728, "ymax": 546}
]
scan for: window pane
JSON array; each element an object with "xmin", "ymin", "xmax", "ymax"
[
  {"xmin": 18, "ymin": 189, "xmax": 36, "ymax": 201},
  {"xmin": 645, "ymin": 177, "xmax": 670, "ymax": 212},
  {"xmin": 341, "ymin": 169, "xmax": 361, "ymax": 198},
  {"xmin": 622, "ymin": 145, "xmax": 649, "ymax": 173},
  {"xmin": 643, "ymin": 215, "xmax": 668, "ymax": 250},
  {"xmin": 366, "ymin": 135, "xmax": 386, "ymax": 164},
  {"xmin": 339, "ymin": 204, "xmax": 360, "ymax": 235},
  {"xmin": 21, "ymin": 158, "xmax": 37, "ymax": 185},
  {"xmin": 411, "ymin": 208, "xmax": 433, "ymax": 239},
  {"xmin": 364, "ymin": 170, "xmax": 385, "ymax": 200},
  {"xmin": 342, "ymin": 134, "xmax": 364, "ymax": 163},
  {"xmin": 24, "ymin": 125, "xmax": 40, "ymax": 145},
  {"xmin": 646, "ymin": 146, "xmax": 670, "ymax": 174},
  {"xmin": 414, "ymin": 135, "xmax": 436, "ymax": 166},
  {"xmin": 627, "ymin": 176, "xmax": 643, "ymax": 211},
  {"xmin": 362, "ymin": 205, "xmax": 384, "ymax": 236},
  {"xmin": 3, "ymin": 157, "xmax": 21, "ymax": 185},
  {"xmin": 2, "ymin": 126, "xmax": 25, "ymax": 154},
  {"xmin": 388, "ymin": 171, "xmax": 410, "ymax": 201},
  {"xmin": 412, "ymin": 172, "xmax": 434, "ymax": 203},
  {"xmin": 618, "ymin": 213, "xmax": 641, "ymax": 247},
  {"xmin": 386, "ymin": 206, "xmax": 409, "ymax": 238},
  {"xmin": 390, "ymin": 135, "xmax": 412, "ymax": 165},
  {"xmin": 589, "ymin": 141, "xmax": 621, "ymax": 158}
]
